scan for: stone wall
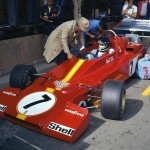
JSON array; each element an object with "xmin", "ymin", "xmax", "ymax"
[{"xmin": 0, "ymin": 34, "xmax": 45, "ymax": 72}]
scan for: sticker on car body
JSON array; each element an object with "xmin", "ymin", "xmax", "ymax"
[
  {"xmin": 17, "ymin": 92, "xmax": 56, "ymax": 116},
  {"xmin": 129, "ymin": 56, "xmax": 138, "ymax": 76},
  {"xmin": 48, "ymin": 122, "xmax": 75, "ymax": 136},
  {"xmin": 0, "ymin": 104, "xmax": 7, "ymax": 112},
  {"xmin": 54, "ymin": 80, "xmax": 70, "ymax": 89},
  {"xmin": 65, "ymin": 109, "xmax": 84, "ymax": 117},
  {"xmin": 3, "ymin": 91, "xmax": 16, "ymax": 96}
]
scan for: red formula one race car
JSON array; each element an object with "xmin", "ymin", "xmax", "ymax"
[{"xmin": 0, "ymin": 30, "xmax": 145, "ymax": 143}]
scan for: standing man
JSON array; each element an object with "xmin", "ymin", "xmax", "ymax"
[
  {"xmin": 43, "ymin": 17, "xmax": 89, "ymax": 64},
  {"xmin": 137, "ymin": 0, "xmax": 148, "ymax": 19},
  {"xmin": 121, "ymin": 0, "xmax": 137, "ymax": 18},
  {"xmin": 7, "ymin": 0, "xmax": 18, "ymax": 28},
  {"xmin": 147, "ymin": 0, "xmax": 150, "ymax": 19},
  {"xmin": 26, "ymin": 0, "xmax": 39, "ymax": 25},
  {"xmin": 40, "ymin": 0, "xmax": 61, "ymax": 36},
  {"xmin": 72, "ymin": 0, "xmax": 83, "ymax": 19}
]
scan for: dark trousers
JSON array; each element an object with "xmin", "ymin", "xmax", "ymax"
[
  {"xmin": 7, "ymin": 0, "xmax": 18, "ymax": 26},
  {"xmin": 26, "ymin": 0, "xmax": 39, "ymax": 24},
  {"xmin": 55, "ymin": 51, "xmax": 67, "ymax": 65}
]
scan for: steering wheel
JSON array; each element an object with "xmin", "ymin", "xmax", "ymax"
[
  {"xmin": 82, "ymin": 53, "xmax": 96, "ymax": 60},
  {"xmin": 105, "ymin": 30, "xmax": 117, "ymax": 37}
]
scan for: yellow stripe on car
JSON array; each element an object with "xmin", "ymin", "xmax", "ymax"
[
  {"xmin": 55, "ymin": 59, "xmax": 85, "ymax": 90},
  {"xmin": 62, "ymin": 59, "xmax": 85, "ymax": 82}
]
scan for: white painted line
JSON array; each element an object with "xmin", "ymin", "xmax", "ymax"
[{"xmin": 14, "ymin": 135, "xmax": 42, "ymax": 150}]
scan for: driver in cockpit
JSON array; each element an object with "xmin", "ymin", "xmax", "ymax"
[{"xmin": 83, "ymin": 37, "xmax": 114, "ymax": 60}]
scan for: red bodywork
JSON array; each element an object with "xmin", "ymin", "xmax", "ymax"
[{"xmin": 0, "ymin": 35, "xmax": 144, "ymax": 143}]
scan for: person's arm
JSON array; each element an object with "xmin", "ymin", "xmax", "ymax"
[
  {"xmin": 40, "ymin": 6, "xmax": 53, "ymax": 22},
  {"xmin": 126, "ymin": 11, "xmax": 137, "ymax": 18},
  {"xmin": 121, "ymin": 5, "xmax": 128, "ymax": 15},
  {"xmin": 48, "ymin": 5, "xmax": 61, "ymax": 20},
  {"xmin": 79, "ymin": 32, "xmax": 85, "ymax": 47},
  {"xmin": 86, "ymin": 32, "xmax": 95, "ymax": 38},
  {"xmin": 61, "ymin": 26, "xmax": 74, "ymax": 59}
]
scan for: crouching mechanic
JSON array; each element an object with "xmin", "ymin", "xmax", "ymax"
[
  {"xmin": 136, "ymin": 54, "xmax": 150, "ymax": 79},
  {"xmin": 83, "ymin": 19, "xmax": 108, "ymax": 46},
  {"xmin": 43, "ymin": 17, "xmax": 90, "ymax": 65}
]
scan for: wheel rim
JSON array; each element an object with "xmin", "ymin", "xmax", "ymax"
[{"xmin": 25, "ymin": 71, "xmax": 35, "ymax": 87}]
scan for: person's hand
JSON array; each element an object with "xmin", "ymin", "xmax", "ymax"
[
  {"xmin": 90, "ymin": 34, "xmax": 95, "ymax": 39},
  {"xmin": 67, "ymin": 53, "xmax": 74, "ymax": 59},
  {"xmin": 52, "ymin": 14, "xmax": 57, "ymax": 17},
  {"xmin": 80, "ymin": 45, "xmax": 85, "ymax": 51},
  {"xmin": 145, "ymin": 54, "xmax": 149, "ymax": 57},
  {"xmin": 43, "ymin": 16, "xmax": 48, "ymax": 19}
]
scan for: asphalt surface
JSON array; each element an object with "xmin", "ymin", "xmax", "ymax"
[{"xmin": 0, "ymin": 61, "xmax": 150, "ymax": 150}]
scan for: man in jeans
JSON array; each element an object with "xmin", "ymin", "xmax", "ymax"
[{"xmin": 72, "ymin": 0, "xmax": 83, "ymax": 19}]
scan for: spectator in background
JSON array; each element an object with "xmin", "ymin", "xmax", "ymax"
[
  {"xmin": 137, "ymin": 0, "xmax": 148, "ymax": 19},
  {"xmin": 56, "ymin": 0, "xmax": 65, "ymax": 21},
  {"xmin": 121, "ymin": 0, "xmax": 137, "ymax": 19},
  {"xmin": 40, "ymin": 0, "xmax": 61, "ymax": 36},
  {"xmin": 7, "ymin": 0, "xmax": 18, "ymax": 28},
  {"xmin": 72, "ymin": 0, "xmax": 83, "ymax": 19},
  {"xmin": 42, "ymin": 0, "xmax": 47, "ymax": 5},
  {"xmin": 82, "ymin": 0, "xmax": 93, "ymax": 19},
  {"xmin": 43, "ymin": 17, "xmax": 89, "ymax": 65},
  {"xmin": 91, "ymin": 0, "xmax": 99, "ymax": 19},
  {"xmin": 147, "ymin": 0, "xmax": 150, "ymax": 19},
  {"xmin": 63, "ymin": 0, "xmax": 73, "ymax": 21},
  {"xmin": 26, "ymin": 0, "xmax": 39, "ymax": 25}
]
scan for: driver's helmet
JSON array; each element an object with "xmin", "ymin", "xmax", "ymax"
[{"xmin": 98, "ymin": 36, "xmax": 110, "ymax": 52}]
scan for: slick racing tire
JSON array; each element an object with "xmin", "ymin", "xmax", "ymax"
[
  {"xmin": 9, "ymin": 64, "xmax": 37, "ymax": 89},
  {"xmin": 101, "ymin": 80, "xmax": 126, "ymax": 120}
]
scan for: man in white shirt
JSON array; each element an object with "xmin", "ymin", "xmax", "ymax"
[
  {"xmin": 137, "ymin": 0, "xmax": 148, "ymax": 19},
  {"xmin": 121, "ymin": 0, "xmax": 137, "ymax": 18}
]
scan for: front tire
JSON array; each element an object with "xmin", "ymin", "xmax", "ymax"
[
  {"xmin": 9, "ymin": 64, "xmax": 37, "ymax": 89},
  {"xmin": 101, "ymin": 80, "xmax": 126, "ymax": 120}
]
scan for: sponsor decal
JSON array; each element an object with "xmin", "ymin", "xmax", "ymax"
[
  {"xmin": 0, "ymin": 104, "xmax": 7, "ymax": 112},
  {"xmin": 118, "ymin": 46, "xmax": 122, "ymax": 52},
  {"xmin": 17, "ymin": 92, "xmax": 56, "ymax": 116},
  {"xmin": 48, "ymin": 122, "xmax": 75, "ymax": 136},
  {"xmin": 54, "ymin": 80, "xmax": 70, "ymax": 89},
  {"xmin": 65, "ymin": 109, "xmax": 84, "ymax": 117},
  {"xmin": 106, "ymin": 56, "xmax": 114, "ymax": 64},
  {"xmin": 129, "ymin": 56, "xmax": 138, "ymax": 76},
  {"xmin": 3, "ymin": 91, "xmax": 16, "ymax": 96}
]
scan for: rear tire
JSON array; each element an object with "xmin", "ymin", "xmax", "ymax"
[
  {"xmin": 101, "ymin": 80, "xmax": 126, "ymax": 120},
  {"xmin": 9, "ymin": 64, "xmax": 37, "ymax": 89}
]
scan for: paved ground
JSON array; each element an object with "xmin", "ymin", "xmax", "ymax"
[{"xmin": 0, "ymin": 61, "xmax": 150, "ymax": 150}]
